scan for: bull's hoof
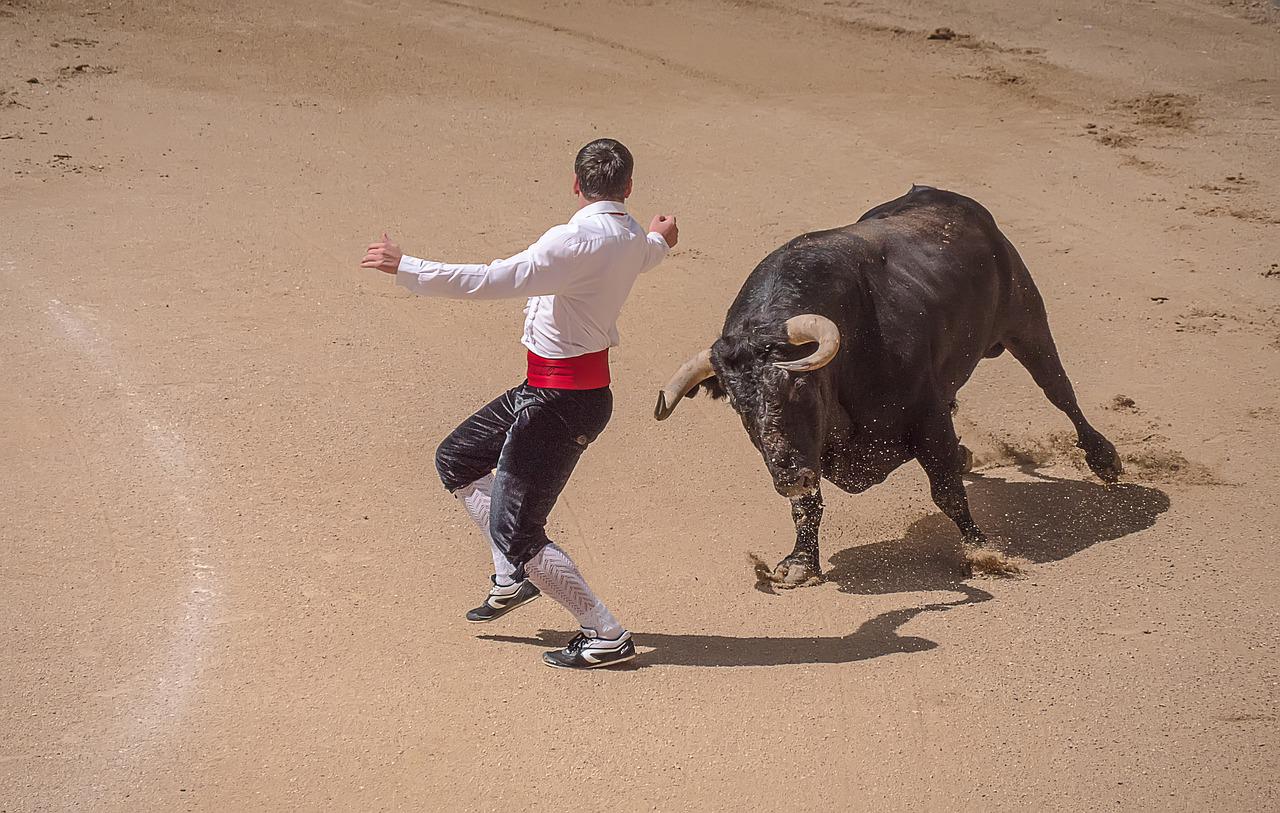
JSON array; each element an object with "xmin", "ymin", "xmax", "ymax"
[
  {"xmin": 1082, "ymin": 437, "xmax": 1123, "ymax": 484},
  {"xmin": 773, "ymin": 560, "xmax": 823, "ymax": 589},
  {"xmin": 749, "ymin": 552, "xmax": 822, "ymax": 589},
  {"xmin": 962, "ymin": 544, "xmax": 1024, "ymax": 578}
]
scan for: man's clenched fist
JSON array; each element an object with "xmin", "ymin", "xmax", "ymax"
[
  {"xmin": 361, "ymin": 233, "xmax": 403, "ymax": 274},
  {"xmin": 649, "ymin": 214, "xmax": 678, "ymax": 248}
]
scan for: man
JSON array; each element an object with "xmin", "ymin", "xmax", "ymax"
[{"xmin": 360, "ymin": 139, "xmax": 677, "ymax": 669}]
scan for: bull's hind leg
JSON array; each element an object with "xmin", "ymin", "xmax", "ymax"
[
  {"xmin": 915, "ymin": 413, "xmax": 986, "ymax": 547},
  {"xmin": 1005, "ymin": 319, "xmax": 1122, "ymax": 482},
  {"xmin": 915, "ymin": 412, "xmax": 1021, "ymax": 577}
]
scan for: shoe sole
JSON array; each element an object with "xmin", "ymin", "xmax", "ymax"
[
  {"xmin": 541, "ymin": 651, "xmax": 636, "ymax": 670},
  {"xmin": 464, "ymin": 592, "xmax": 540, "ymax": 623}
]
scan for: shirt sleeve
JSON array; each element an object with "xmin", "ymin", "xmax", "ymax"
[
  {"xmin": 640, "ymin": 231, "xmax": 671, "ymax": 273},
  {"xmin": 395, "ymin": 227, "xmax": 582, "ymax": 300}
]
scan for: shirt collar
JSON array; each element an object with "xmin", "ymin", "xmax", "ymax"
[{"xmin": 570, "ymin": 200, "xmax": 628, "ymax": 223}]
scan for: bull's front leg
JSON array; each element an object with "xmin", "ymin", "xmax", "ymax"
[{"xmin": 770, "ymin": 489, "xmax": 824, "ymax": 588}]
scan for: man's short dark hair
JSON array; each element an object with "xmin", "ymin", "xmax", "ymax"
[{"xmin": 574, "ymin": 139, "xmax": 633, "ymax": 202}]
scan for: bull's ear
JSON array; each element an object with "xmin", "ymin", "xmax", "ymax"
[{"xmin": 697, "ymin": 377, "xmax": 726, "ymax": 400}]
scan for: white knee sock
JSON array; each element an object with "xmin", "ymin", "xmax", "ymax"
[
  {"xmin": 524, "ymin": 544, "xmax": 624, "ymax": 639},
  {"xmin": 453, "ymin": 473, "xmax": 518, "ymax": 586}
]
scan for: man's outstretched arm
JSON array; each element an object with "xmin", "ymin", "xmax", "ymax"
[
  {"xmin": 360, "ymin": 229, "xmax": 580, "ymax": 300},
  {"xmin": 641, "ymin": 214, "xmax": 678, "ymax": 272}
]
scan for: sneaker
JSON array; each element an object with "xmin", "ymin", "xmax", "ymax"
[
  {"xmin": 465, "ymin": 577, "xmax": 540, "ymax": 623},
  {"xmin": 542, "ymin": 630, "xmax": 636, "ymax": 670}
]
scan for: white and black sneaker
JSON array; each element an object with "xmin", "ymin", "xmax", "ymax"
[
  {"xmin": 542, "ymin": 630, "xmax": 636, "ymax": 670},
  {"xmin": 465, "ymin": 577, "xmax": 540, "ymax": 623}
]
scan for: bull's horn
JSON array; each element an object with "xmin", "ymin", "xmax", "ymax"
[
  {"xmin": 774, "ymin": 314, "xmax": 841, "ymax": 372},
  {"xmin": 655, "ymin": 349, "xmax": 714, "ymax": 421}
]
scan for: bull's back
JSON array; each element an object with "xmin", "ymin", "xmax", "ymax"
[
  {"xmin": 770, "ymin": 186, "xmax": 1022, "ymax": 311},
  {"xmin": 726, "ymin": 186, "xmax": 1035, "ymax": 397},
  {"xmin": 849, "ymin": 187, "xmax": 1030, "ymax": 397}
]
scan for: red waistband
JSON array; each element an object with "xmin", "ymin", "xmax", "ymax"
[{"xmin": 527, "ymin": 349, "xmax": 610, "ymax": 390}]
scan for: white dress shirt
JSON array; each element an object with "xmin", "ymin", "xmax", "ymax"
[{"xmin": 396, "ymin": 200, "xmax": 670, "ymax": 359}]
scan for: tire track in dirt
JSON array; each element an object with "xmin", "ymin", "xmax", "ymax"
[
  {"xmin": 421, "ymin": 0, "xmax": 753, "ymax": 93},
  {"xmin": 727, "ymin": 0, "xmax": 1046, "ymax": 55}
]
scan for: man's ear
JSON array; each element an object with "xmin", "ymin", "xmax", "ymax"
[
  {"xmin": 624, "ymin": 178, "xmax": 633, "ymax": 200},
  {"xmin": 572, "ymin": 176, "xmax": 581, "ymax": 197}
]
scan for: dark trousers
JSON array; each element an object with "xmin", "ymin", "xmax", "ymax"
[{"xmin": 434, "ymin": 383, "xmax": 613, "ymax": 575}]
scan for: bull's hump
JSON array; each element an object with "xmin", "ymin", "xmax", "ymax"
[{"xmin": 856, "ymin": 185, "xmax": 992, "ymax": 229}]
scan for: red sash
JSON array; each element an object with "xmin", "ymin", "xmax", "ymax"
[{"xmin": 526, "ymin": 349, "xmax": 610, "ymax": 390}]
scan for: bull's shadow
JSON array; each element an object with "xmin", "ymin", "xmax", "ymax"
[
  {"xmin": 826, "ymin": 466, "xmax": 1170, "ymax": 595},
  {"xmin": 481, "ymin": 468, "xmax": 1168, "ymax": 668}
]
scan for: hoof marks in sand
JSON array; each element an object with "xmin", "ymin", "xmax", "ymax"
[{"xmin": 963, "ymin": 546, "xmax": 1026, "ymax": 578}]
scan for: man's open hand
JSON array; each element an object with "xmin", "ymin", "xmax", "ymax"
[
  {"xmin": 361, "ymin": 233, "xmax": 403, "ymax": 274},
  {"xmin": 650, "ymin": 214, "xmax": 679, "ymax": 248}
]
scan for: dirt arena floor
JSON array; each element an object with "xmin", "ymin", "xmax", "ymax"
[{"xmin": 3, "ymin": 0, "xmax": 1278, "ymax": 809}]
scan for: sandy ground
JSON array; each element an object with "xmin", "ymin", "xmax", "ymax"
[{"xmin": 2, "ymin": 0, "xmax": 1278, "ymax": 810}]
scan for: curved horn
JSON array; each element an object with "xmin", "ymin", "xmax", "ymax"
[
  {"xmin": 654, "ymin": 349, "xmax": 714, "ymax": 421},
  {"xmin": 774, "ymin": 314, "xmax": 841, "ymax": 372}
]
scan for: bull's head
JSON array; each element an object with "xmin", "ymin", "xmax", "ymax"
[{"xmin": 655, "ymin": 314, "xmax": 841, "ymax": 498}]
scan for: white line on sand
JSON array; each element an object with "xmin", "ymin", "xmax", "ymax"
[{"xmin": 14, "ymin": 265, "xmax": 222, "ymax": 793}]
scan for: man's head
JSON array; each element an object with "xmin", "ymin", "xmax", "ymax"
[{"xmin": 573, "ymin": 138, "xmax": 634, "ymax": 203}]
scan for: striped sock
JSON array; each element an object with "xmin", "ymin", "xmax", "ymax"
[
  {"xmin": 453, "ymin": 474, "xmax": 518, "ymax": 586},
  {"xmin": 524, "ymin": 543, "xmax": 624, "ymax": 639}
]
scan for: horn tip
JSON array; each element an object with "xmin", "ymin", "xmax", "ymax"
[{"xmin": 654, "ymin": 392, "xmax": 671, "ymax": 421}]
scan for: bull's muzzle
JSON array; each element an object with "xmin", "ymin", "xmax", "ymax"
[{"xmin": 773, "ymin": 467, "xmax": 819, "ymax": 498}]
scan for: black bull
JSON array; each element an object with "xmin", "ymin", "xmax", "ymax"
[{"xmin": 654, "ymin": 186, "xmax": 1122, "ymax": 587}]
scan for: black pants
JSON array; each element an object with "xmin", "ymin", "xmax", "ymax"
[{"xmin": 434, "ymin": 382, "xmax": 613, "ymax": 575}]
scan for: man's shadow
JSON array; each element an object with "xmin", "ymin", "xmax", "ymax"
[
  {"xmin": 480, "ymin": 468, "xmax": 1169, "ymax": 668},
  {"xmin": 479, "ymin": 583, "xmax": 993, "ymax": 669}
]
